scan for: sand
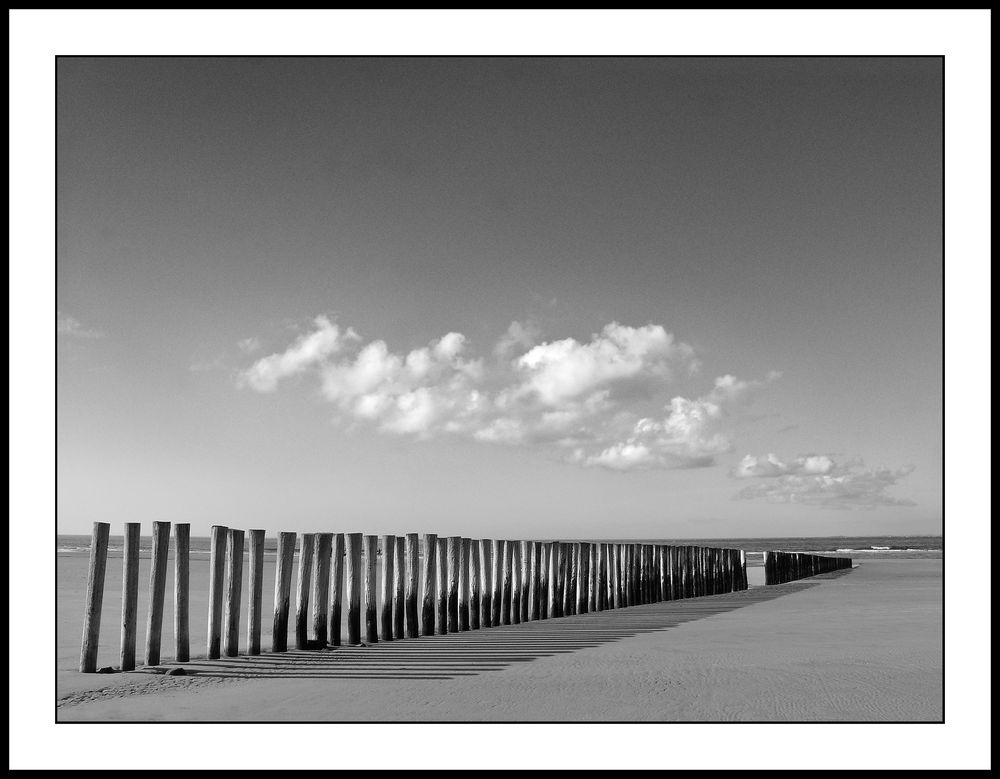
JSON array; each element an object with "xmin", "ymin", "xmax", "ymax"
[{"xmin": 57, "ymin": 557, "xmax": 941, "ymax": 721}]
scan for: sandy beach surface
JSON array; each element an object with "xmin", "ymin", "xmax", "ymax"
[{"xmin": 57, "ymin": 557, "xmax": 941, "ymax": 721}]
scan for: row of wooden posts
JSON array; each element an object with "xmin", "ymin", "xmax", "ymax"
[
  {"xmin": 78, "ymin": 521, "xmax": 751, "ymax": 673},
  {"xmin": 763, "ymin": 551, "xmax": 853, "ymax": 585}
]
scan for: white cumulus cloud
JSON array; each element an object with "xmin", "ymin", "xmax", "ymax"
[{"xmin": 239, "ymin": 315, "xmax": 357, "ymax": 392}]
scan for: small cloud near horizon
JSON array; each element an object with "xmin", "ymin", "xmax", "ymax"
[{"xmin": 58, "ymin": 312, "xmax": 105, "ymax": 339}]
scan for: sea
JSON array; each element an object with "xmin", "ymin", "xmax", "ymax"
[{"xmin": 57, "ymin": 533, "xmax": 943, "ymax": 563}]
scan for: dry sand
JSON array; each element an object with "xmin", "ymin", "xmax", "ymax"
[{"xmin": 57, "ymin": 557, "xmax": 941, "ymax": 721}]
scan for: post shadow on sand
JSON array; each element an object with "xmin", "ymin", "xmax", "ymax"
[{"xmin": 139, "ymin": 569, "xmax": 854, "ymax": 682}]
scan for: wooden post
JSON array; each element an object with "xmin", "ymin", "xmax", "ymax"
[
  {"xmin": 478, "ymin": 539, "xmax": 492, "ymax": 628},
  {"xmin": 224, "ymin": 528, "xmax": 245, "ymax": 657},
  {"xmin": 311, "ymin": 533, "xmax": 333, "ymax": 644},
  {"xmin": 490, "ymin": 539, "xmax": 503, "ymax": 626},
  {"xmin": 470, "ymin": 539, "xmax": 481, "ymax": 630},
  {"xmin": 379, "ymin": 534, "xmax": 395, "ymax": 641},
  {"xmin": 119, "ymin": 522, "xmax": 140, "ymax": 671},
  {"xmin": 173, "ymin": 523, "xmax": 190, "ymax": 662},
  {"xmin": 405, "ymin": 533, "xmax": 420, "ymax": 638},
  {"xmin": 329, "ymin": 533, "xmax": 345, "ymax": 646},
  {"xmin": 510, "ymin": 540, "xmax": 522, "ymax": 625},
  {"xmin": 393, "ymin": 535, "xmax": 405, "ymax": 639},
  {"xmin": 247, "ymin": 529, "xmax": 265, "ymax": 655},
  {"xmin": 145, "ymin": 520, "xmax": 171, "ymax": 665},
  {"xmin": 739, "ymin": 549, "xmax": 747, "ymax": 590},
  {"xmin": 447, "ymin": 536, "xmax": 460, "ymax": 632},
  {"xmin": 207, "ymin": 525, "xmax": 228, "ymax": 659},
  {"xmin": 459, "ymin": 537, "xmax": 471, "ymax": 631},
  {"xmin": 576, "ymin": 543, "xmax": 588, "ymax": 614},
  {"xmin": 562, "ymin": 543, "xmax": 575, "ymax": 616},
  {"xmin": 547, "ymin": 542, "xmax": 560, "ymax": 618},
  {"xmin": 294, "ymin": 533, "xmax": 314, "ymax": 650},
  {"xmin": 79, "ymin": 521, "xmax": 110, "ymax": 673},
  {"xmin": 271, "ymin": 531, "xmax": 296, "ymax": 652},
  {"xmin": 501, "ymin": 540, "xmax": 514, "ymax": 625},
  {"xmin": 364, "ymin": 535, "xmax": 379, "ymax": 643},
  {"xmin": 539, "ymin": 542, "xmax": 550, "ymax": 619},
  {"xmin": 587, "ymin": 543, "xmax": 597, "ymax": 612},
  {"xmin": 529, "ymin": 541, "xmax": 541, "ymax": 621},
  {"xmin": 436, "ymin": 537, "xmax": 449, "ymax": 635},
  {"xmin": 519, "ymin": 540, "xmax": 530, "ymax": 623},
  {"xmin": 420, "ymin": 533, "xmax": 437, "ymax": 637},
  {"xmin": 346, "ymin": 532, "xmax": 362, "ymax": 645},
  {"xmin": 595, "ymin": 542, "xmax": 606, "ymax": 611},
  {"xmin": 763, "ymin": 550, "xmax": 773, "ymax": 585}
]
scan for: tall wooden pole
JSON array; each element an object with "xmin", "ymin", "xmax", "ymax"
[
  {"xmin": 145, "ymin": 520, "xmax": 171, "ymax": 664},
  {"xmin": 294, "ymin": 533, "xmax": 314, "ymax": 650},
  {"xmin": 405, "ymin": 533, "xmax": 420, "ymax": 638},
  {"xmin": 364, "ymin": 535, "xmax": 379, "ymax": 643},
  {"xmin": 311, "ymin": 533, "xmax": 333, "ymax": 643},
  {"xmin": 393, "ymin": 535, "xmax": 406, "ymax": 639},
  {"xmin": 247, "ymin": 529, "xmax": 265, "ymax": 655},
  {"xmin": 224, "ymin": 528, "xmax": 245, "ymax": 657},
  {"xmin": 271, "ymin": 531, "xmax": 296, "ymax": 652},
  {"xmin": 379, "ymin": 534, "xmax": 395, "ymax": 641},
  {"xmin": 119, "ymin": 522, "xmax": 140, "ymax": 671},
  {"xmin": 346, "ymin": 532, "xmax": 362, "ymax": 645},
  {"xmin": 79, "ymin": 521, "xmax": 111, "ymax": 673},
  {"xmin": 420, "ymin": 533, "xmax": 437, "ymax": 637},
  {"xmin": 173, "ymin": 523, "xmax": 190, "ymax": 662},
  {"xmin": 207, "ymin": 525, "xmax": 228, "ymax": 659},
  {"xmin": 328, "ymin": 533, "xmax": 345, "ymax": 646}
]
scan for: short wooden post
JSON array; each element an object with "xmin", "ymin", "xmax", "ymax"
[
  {"xmin": 470, "ymin": 539, "xmax": 481, "ymax": 630},
  {"xmin": 547, "ymin": 542, "xmax": 560, "ymax": 618},
  {"xmin": 119, "ymin": 522, "xmax": 140, "ymax": 671},
  {"xmin": 207, "ymin": 525, "xmax": 228, "ymax": 659},
  {"xmin": 587, "ymin": 543, "xmax": 597, "ymax": 612},
  {"xmin": 420, "ymin": 533, "xmax": 437, "ymax": 637},
  {"xmin": 271, "ymin": 531, "xmax": 296, "ymax": 652},
  {"xmin": 364, "ymin": 535, "xmax": 379, "ymax": 643},
  {"xmin": 145, "ymin": 520, "xmax": 172, "ymax": 665},
  {"xmin": 247, "ymin": 529, "xmax": 265, "ymax": 655},
  {"xmin": 576, "ymin": 543, "xmax": 588, "ymax": 614},
  {"xmin": 436, "ymin": 537, "xmax": 449, "ymax": 634},
  {"xmin": 393, "ymin": 535, "xmax": 406, "ymax": 639},
  {"xmin": 510, "ymin": 540, "xmax": 522, "ymax": 625},
  {"xmin": 562, "ymin": 543, "xmax": 575, "ymax": 616},
  {"xmin": 311, "ymin": 533, "xmax": 333, "ymax": 643},
  {"xmin": 294, "ymin": 533, "xmax": 314, "ymax": 650},
  {"xmin": 79, "ymin": 521, "xmax": 111, "ymax": 673},
  {"xmin": 479, "ymin": 539, "xmax": 492, "ymax": 627},
  {"xmin": 519, "ymin": 540, "xmax": 530, "ymax": 623},
  {"xmin": 459, "ymin": 537, "xmax": 471, "ymax": 631},
  {"xmin": 446, "ymin": 536, "xmax": 460, "ymax": 632},
  {"xmin": 739, "ymin": 549, "xmax": 747, "ymax": 589},
  {"xmin": 501, "ymin": 540, "xmax": 514, "ymax": 625},
  {"xmin": 224, "ymin": 528, "xmax": 245, "ymax": 657},
  {"xmin": 594, "ymin": 542, "xmax": 605, "ymax": 611},
  {"xmin": 763, "ymin": 550, "xmax": 774, "ymax": 585},
  {"xmin": 529, "ymin": 541, "xmax": 541, "ymax": 621},
  {"xmin": 405, "ymin": 533, "xmax": 420, "ymax": 638},
  {"xmin": 173, "ymin": 523, "xmax": 190, "ymax": 662},
  {"xmin": 329, "ymin": 533, "xmax": 345, "ymax": 646},
  {"xmin": 539, "ymin": 542, "xmax": 550, "ymax": 619},
  {"xmin": 346, "ymin": 532, "xmax": 362, "ymax": 645},
  {"xmin": 490, "ymin": 539, "xmax": 503, "ymax": 626},
  {"xmin": 379, "ymin": 534, "xmax": 395, "ymax": 641}
]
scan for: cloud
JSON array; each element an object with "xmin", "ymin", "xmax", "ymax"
[
  {"xmin": 58, "ymin": 312, "xmax": 104, "ymax": 339},
  {"xmin": 732, "ymin": 453, "xmax": 916, "ymax": 509},
  {"xmin": 239, "ymin": 315, "xmax": 358, "ymax": 392},
  {"xmin": 237, "ymin": 336, "xmax": 262, "ymax": 354},
  {"xmin": 238, "ymin": 316, "xmax": 777, "ymax": 470}
]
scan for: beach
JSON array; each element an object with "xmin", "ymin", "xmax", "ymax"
[{"xmin": 57, "ymin": 556, "xmax": 942, "ymax": 722}]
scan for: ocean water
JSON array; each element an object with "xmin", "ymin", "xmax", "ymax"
[{"xmin": 57, "ymin": 533, "xmax": 942, "ymax": 562}]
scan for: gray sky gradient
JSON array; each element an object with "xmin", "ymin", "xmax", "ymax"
[{"xmin": 57, "ymin": 57, "xmax": 942, "ymax": 537}]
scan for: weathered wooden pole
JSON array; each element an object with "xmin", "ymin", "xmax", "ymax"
[
  {"xmin": 491, "ymin": 539, "xmax": 503, "ymax": 626},
  {"xmin": 294, "ymin": 533, "xmax": 314, "ymax": 650},
  {"xmin": 364, "ymin": 535, "xmax": 379, "ymax": 643},
  {"xmin": 563, "ymin": 543, "xmax": 576, "ymax": 616},
  {"xmin": 223, "ymin": 528, "xmax": 245, "ymax": 657},
  {"xmin": 547, "ymin": 542, "xmax": 560, "ymax": 618},
  {"xmin": 420, "ymin": 533, "xmax": 437, "ymax": 637},
  {"xmin": 479, "ymin": 539, "xmax": 492, "ymax": 628},
  {"xmin": 246, "ymin": 529, "xmax": 265, "ymax": 655},
  {"xmin": 436, "ymin": 537, "xmax": 449, "ymax": 635},
  {"xmin": 510, "ymin": 540, "xmax": 522, "ymax": 625},
  {"xmin": 557, "ymin": 542, "xmax": 569, "ymax": 617},
  {"xmin": 79, "ymin": 521, "xmax": 111, "ymax": 673},
  {"xmin": 539, "ymin": 542, "xmax": 550, "ymax": 619},
  {"xmin": 145, "ymin": 520, "xmax": 172, "ymax": 665},
  {"xmin": 393, "ymin": 535, "xmax": 405, "ymax": 639},
  {"xmin": 271, "ymin": 531, "xmax": 296, "ymax": 652},
  {"xmin": 379, "ymin": 534, "xmax": 395, "ymax": 641},
  {"xmin": 529, "ymin": 541, "xmax": 541, "ymax": 621},
  {"xmin": 459, "ymin": 537, "xmax": 471, "ymax": 631},
  {"xmin": 519, "ymin": 540, "xmax": 530, "ymax": 623},
  {"xmin": 311, "ymin": 533, "xmax": 333, "ymax": 643},
  {"xmin": 329, "ymin": 533, "xmax": 345, "ymax": 646},
  {"xmin": 405, "ymin": 533, "xmax": 420, "ymax": 638},
  {"xmin": 595, "ymin": 542, "xmax": 606, "ymax": 611},
  {"xmin": 119, "ymin": 522, "xmax": 140, "ymax": 671},
  {"xmin": 446, "ymin": 536, "xmax": 461, "ymax": 632},
  {"xmin": 739, "ymin": 549, "xmax": 747, "ymax": 590},
  {"xmin": 173, "ymin": 523, "xmax": 190, "ymax": 662},
  {"xmin": 470, "ymin": 538, "xmax": 481, "ymax": 630},
  {"xmin": 576, "ymin": 543, "xmax": 588, "ymax": 614},
  {"xmin": 763, "ymin": 550, "xmax": 774, "ymax": 585},
  {"xmin": 207, "ymin": 525, "xmax": 228, "ymax": 659},
  {"xmin": 500, "ymin": 539, "xmax": 514, "ymax": 625},
  {"xmin": 346, "ymin": 532, "xmax": 362, "ymax": 645}
]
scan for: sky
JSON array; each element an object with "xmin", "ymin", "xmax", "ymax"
[{"xmin": 56, "ymin": 56, "xmax": 943, "ymax": 539}]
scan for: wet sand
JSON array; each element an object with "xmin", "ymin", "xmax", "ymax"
[{"xmin": 57, "ymin": 558, "xmax": 941, "ymax": 721}]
